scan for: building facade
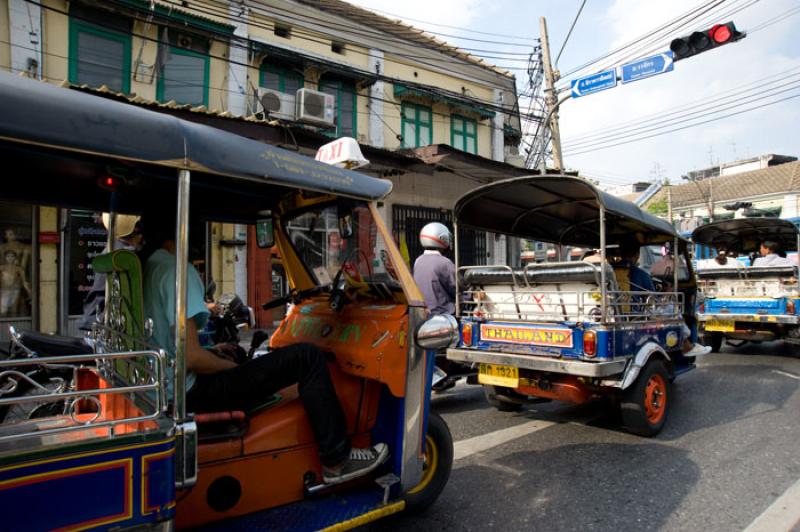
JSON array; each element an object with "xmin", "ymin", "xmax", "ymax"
[{"xmin": 0, "ymin": 0, "xmax": 524, "ymax": 332}]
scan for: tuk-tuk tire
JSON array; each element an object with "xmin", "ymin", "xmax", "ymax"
[
  {"xmin": 709, "ymin": 333, "xmax": 723, "ymax": 353},
  {"xmin": 620, "ymin": 358, "xmax": 671, "ymax": 437},
  {"xmin": 483, "ymin": 385, "xmax": 524, "ymax": 412},
  {"xmin": 404, "ymin": 412, "xmax": 453, "ymax": 513}
]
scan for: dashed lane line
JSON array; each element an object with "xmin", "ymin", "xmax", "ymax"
[
  {"xmin": 744, "ymin": 477, "xmax": 800, "ymax": 532},
  {"xmin": 453, "ymin": 420, "xmax": 556, "ymax": 461}
]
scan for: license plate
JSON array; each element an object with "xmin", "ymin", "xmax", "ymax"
[
  {"xmin": 705, "ymin": 318, "xmax": 735, "ymax": 332},
  {"xmin": 478, "ymin": 363, "xmax": 519, "ymax": 388}
]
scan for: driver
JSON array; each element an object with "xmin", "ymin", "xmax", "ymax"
[
  {"xmin": 413, "ymin": 222, "xmax": 456, "ymax": 316},
  {"xmin": 141, "ymin": 215, "xmax": 387, "ymax": 486}
]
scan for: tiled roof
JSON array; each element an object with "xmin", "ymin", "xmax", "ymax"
[
  {"xmin": 294, "ymin": 0, "xmax": 515, "ymax": 78},
  {"xmin": 645, "ymin": 161, "xmax": 800, "ymax": 208}
]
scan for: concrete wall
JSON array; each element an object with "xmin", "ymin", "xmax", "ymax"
[{"xmin": 0, "ymin": 0, "xmax": 10, "ymax": 73}]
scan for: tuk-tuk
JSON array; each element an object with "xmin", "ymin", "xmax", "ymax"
[
  {"xmin": 692, "ymin": 218, "xmax": 800, "ymax": 352},
  {"xmin": 446, "ymin": 175, "xmax": 702, "ymax": 436},
  {"xmin": 0, "ymin": 72, "xmax": 454, "ymax": 530}
]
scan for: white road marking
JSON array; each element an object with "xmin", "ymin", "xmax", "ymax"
[
  {"xmin": 453, "ymin": 420, "xmax": 556, "ymax": 461},
  {"xmin": 772, "ymin": 369, "xmax": 800, "ymax": 381},
  {"xmin": 744, "ymin": 477, "xmax": 800, "ymax": 532}
]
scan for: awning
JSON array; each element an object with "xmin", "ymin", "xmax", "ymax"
[
  {"xmin": 454, "ymin": 175, "xmax": 679, "ymax": 247},
  {"xmin": 0, "ymin": 73, "xmax": 392, "ymax": 211},
  {"xmin": 691, "ymin": 218, "xmax": 799, "ymax": 253},
  {"xmin": 393, "ymin": 84, "xmax": 495, "ymax": 120}
]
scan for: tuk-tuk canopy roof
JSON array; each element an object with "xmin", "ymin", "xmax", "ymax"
[
  {"xmin": 454, "ymin": 175, "xmax": 678, "ymax": 247},
  {"xmin": 691, "ymin": 218, "xmax": 800, "ymax": 254},
  {"xmin": 0, "ymin": 73, "xmax": 392, "ymax": 212}
]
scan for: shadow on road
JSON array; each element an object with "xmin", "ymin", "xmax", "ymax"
[{"xmin": 379, "ymin": 442, "xmax": 700, "ymax": 531}]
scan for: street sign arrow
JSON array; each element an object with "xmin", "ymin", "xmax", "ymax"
[
  {"xmin": 570, "ymin": 69, "xmax": 617, "ymax": 98},
  {"xmin": 621, "ymin": 51, "xmax": 674, "ymax": 84}
]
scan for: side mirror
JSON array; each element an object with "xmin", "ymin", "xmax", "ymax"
[
  {"xmin": 256, "ymin": 217, "xmax": 274, "ymax": 249},
  {"xmin": 338, "ymin": 212, "xmax": 354, "ymax": 240},
  {"xmin": 416, "ymin": 314, "xmax": 459, "ymax": 350}
]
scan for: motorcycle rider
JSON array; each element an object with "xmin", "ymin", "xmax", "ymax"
[
  {"xmin": 413, "ymin": 222, "xmax": 456, "ymax": 316},
  {"xmin": 413, "ymin": 222, "xmax": 462, "ymax": 391}
]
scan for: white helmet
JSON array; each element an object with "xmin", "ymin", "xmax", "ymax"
[{"xmin": 419, "ymin": 222, "xmax": 452, "ymax": 250}]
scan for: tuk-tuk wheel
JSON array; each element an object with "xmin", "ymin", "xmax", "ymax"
[
  {"xmin": 620, "ymin": 359, "xmax": 671, "ymax": 437},
  {"xmin": 483, "ymin": 385, "xmax": 524, "ymax": 412},
  {"xmin": 404, "ymin": 412, "xmax": 453, "ymax": 513},
  {"xmin": 708, "ymin": 332, "xmax": 723, "ymax": 353}
]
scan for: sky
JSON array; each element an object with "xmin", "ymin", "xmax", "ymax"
[{"xmin": 345, "ymin": 0, "xmax": 800, "ymax": 188}]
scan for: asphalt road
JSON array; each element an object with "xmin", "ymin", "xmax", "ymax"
[{"xmin": 381, "ymin": 341, "xmax": 800, "ymax": 532}]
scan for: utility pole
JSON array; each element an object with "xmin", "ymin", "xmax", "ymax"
[
  {"xmin": 539, "ymin": 17, "xmax": 563, "ymax": 170},
  {"xmin": 667, "ymin": 185, "xmax": 673, "ymax": 224}
]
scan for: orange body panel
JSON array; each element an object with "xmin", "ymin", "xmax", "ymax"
[
  {"xmin": 180, "ymin": 359, "xmax": 382, "ymax": 528},
  {"xmin": 270, "ymin": 301, "xmax": 409, "ymax": 397},
  {"xmin": 516, "ymin": 375, "xmax": 594, "ymax": 404}
]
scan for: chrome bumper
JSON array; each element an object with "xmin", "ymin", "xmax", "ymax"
[
  {"xmin": 698, "ymin": 313, "xmax": 800, "ymax": 325},
  {"xmin": 446, "ymin": 348, "xmax": 627, "ymax": 377}
]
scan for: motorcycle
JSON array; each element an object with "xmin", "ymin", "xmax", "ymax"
[
  {"xmin": 203, "ymin": 285, "xmax": 269, "ymax": 363},
  {"xmin": 0, "ymin": 327, "xmax": 91, "ymax": 423}
]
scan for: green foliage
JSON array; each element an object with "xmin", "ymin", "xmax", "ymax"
[{"xmin": 646, "ymin": 197, "xmax": 669, "ymax": 216}]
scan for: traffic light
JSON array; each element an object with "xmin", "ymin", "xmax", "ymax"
[{"xmin": 669, "ymin": 22, "xmax": 744, "ymax": 61}]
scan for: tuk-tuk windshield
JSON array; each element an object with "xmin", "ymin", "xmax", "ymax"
[{"xmin": 285, "ymin": 202, "xmax": 401, "ymax": 289}]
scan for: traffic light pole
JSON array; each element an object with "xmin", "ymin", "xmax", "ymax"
[{"xmin": 540, "ymin": 17, "xmax": 564, "ymax": 171}]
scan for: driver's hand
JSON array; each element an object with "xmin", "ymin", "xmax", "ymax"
[{"xmin": 210, "ymin": 343, "xmax": 238, "ymax": 362}]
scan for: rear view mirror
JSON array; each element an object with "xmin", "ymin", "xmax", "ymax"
[
  {"xmin": 256, "ymin": 217, "xmax": 274, "ymax": 249},
  {"xmin": 338, "ymin": 200, "xmax": 354, "ymax": 239}
]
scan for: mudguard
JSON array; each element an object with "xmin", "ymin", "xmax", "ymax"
[{"xmin": 619, "ymin": 342, "xmax": 671, "ymax": 390}]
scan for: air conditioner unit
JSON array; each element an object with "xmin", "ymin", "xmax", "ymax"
[
  {"xmin": 258, "ymin": 88, "xmax": 295, "ymax": 121},
  {"xmin": 295, "ymin": 88, "xmax": 335, "ymax": 127}
]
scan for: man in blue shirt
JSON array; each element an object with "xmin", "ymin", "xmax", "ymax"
[{"xmin": 142, "ymin": 218, "xmax": 386, "ymax": 485}]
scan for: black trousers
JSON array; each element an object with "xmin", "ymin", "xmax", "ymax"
[{"xmin": 187, "ymin": 343, "xmax": 350, "ymax": 467}]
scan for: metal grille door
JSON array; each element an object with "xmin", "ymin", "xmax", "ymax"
[{"xmin": 392, "ymin": 204, "xmax": 487, "ymax": 267}]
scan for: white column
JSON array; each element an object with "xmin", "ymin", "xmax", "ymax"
[
  {"xmin": 227, "ymin": 3, "xmax": 249, "ymax": 115},
  {"xmin": 368, "ymin": 49, "xmax": 385, "ymax": 148},
  {"xmin": 491, "ymin": 88, "xmax": 505, "ymax": 162},
  {"xmin": 234, "ymin": 224, "xmax": 247, "ymax": 303},
  {"xmin": 8, "ymin": 0, "xmax": 42, "ymax": 78}
]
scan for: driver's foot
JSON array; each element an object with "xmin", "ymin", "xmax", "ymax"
[
  {"xmin": 322, "ymin": 443, "xmax": 388, "ymax": 485},
  {"xmin": 685, "ymin": 343, "xmax": 712, "ymax": 357}
]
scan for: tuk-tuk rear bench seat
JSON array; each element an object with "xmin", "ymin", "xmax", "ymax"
[{"xmin": 461, "ymin": 262, "xmax": 618, "ymax": 322}]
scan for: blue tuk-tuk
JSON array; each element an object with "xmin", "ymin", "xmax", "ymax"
[
  {"xmin": 692, "ymin": 218, "xmax": 800, "ymax": 352},
  {"xmin": 0, "ymin": 72, "xmax": 454, "ymax": 530},
  {"xmin": 446, "ymin": 175, "xmax": 703, "ymax": 436}
]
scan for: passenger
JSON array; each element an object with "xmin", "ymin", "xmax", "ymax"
[
  {"xmin": 697, "ymin": 249, "xmax": 743, "ymax": 270},
  {"xmin": 752, "ymin": 240, "xmax": 794, "ymax": 267},
  {"xmin": 620, "ymin": 242, "xmax": 710, "ymax": 357},
  {"xmin": 141, "ymin": 214, "xmax": 387, "ymax": 486},
  {"xmin": 580, "ymin": 249, "xmax": 603, "ymax": 263},
  {"xmin": 413, "ymin": 222, "xmax": 456, "ymax": 316},
  {"xmin": 619, "ymin": 243, "xmax": 655, "ymax": 292}
]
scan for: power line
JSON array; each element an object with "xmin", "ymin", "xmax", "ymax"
[
  {"xmin": 563, "ymin": 66, "xmax": 800, "ymax": 147},
  {"xmin": 563, "ymin": 90, "xmax": 800, "ymax": 156},
  {"xmin": 31, "ymin": 0, "xmax": 527, "ymax": 121},
  {"xmin": 341, "ymin": 3, "xmax": 536, "ymax": 41}
]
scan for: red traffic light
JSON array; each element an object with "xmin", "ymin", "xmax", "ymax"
[{"xmin": 669, "ymin": 21, "xmax": 744, "ymax": 61}]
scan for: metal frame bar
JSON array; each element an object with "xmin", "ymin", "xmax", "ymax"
[{"xmin": 173, "ymin": 169, "xmax": 190, "ymax": 422}]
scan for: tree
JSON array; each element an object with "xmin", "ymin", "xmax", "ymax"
[{"xmin": 646, "ymin": 197, "xmax": 669, "ymax": 216}]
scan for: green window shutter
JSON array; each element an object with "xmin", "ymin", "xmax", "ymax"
[
  {"xmin": 401, "ymin": 102, "xmax": 433, "ymax": 148},
  {"xmin": 156, "ymin": 47, "xmax": 209, "ymax": 106},
  {"xmin": 68, "ymin": 20, "xmax": 132, "ymax": 93},
  {"xmin": 320, "ymin": 78, "xmax": 357, "ymax": 138},
  {"xmin": 450, "ymin": 114, "xmax": 477, "ymax": 154}
]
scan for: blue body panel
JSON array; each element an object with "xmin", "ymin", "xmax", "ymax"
[
  {"xmin": 461, "ymin": 319, "xmax": 685, "ymax": 362},
  {"xmin": 706, "ymin": 298, "xmax": 785, "ymax": 314},
  {"xmin": 0, "ymin": 436, "xmax": 175, "ymax": 531}
]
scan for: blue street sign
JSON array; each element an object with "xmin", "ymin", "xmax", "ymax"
[
  {"xmin": 570, "ymin": 69, "xmax": 617, "ymax": 98},
  {"xmin": 621, "ymin": 51, "xmax": 674, "ymax": 84}
]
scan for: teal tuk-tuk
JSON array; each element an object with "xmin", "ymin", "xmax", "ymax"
[{"xmin": 0, "ymin": 72, "xmax": 454, "ymax": 530}]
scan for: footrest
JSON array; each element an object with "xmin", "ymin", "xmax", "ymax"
[{"xmin": 196, "ymin": 411, "xmax": 248, "ymax": 442}]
